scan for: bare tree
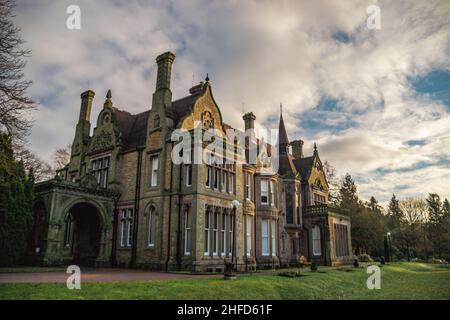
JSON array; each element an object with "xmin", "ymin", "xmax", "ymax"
[
  {"xmin": 323, "ymin": 161, "xmax": 340, "ymax": 206},
  {"xmin": 0, "ymin": 0, "xmax": 36, "ymax": 142},
  {"xmin": 52, "ymin": 144, "xmax": 71, "ymax": 170},
  {"xmin": 12, "ymin": 143, "xmax": 53, "ymax": 182}
]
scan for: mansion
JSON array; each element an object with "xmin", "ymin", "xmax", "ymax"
[{"xmin": 30, "ymin": 51, "xmax": 353, "ymax": 271}]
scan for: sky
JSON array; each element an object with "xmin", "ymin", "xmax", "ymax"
[{"xmin": 15, "ymin": 0, "xmax": 450, "ymax": 205}]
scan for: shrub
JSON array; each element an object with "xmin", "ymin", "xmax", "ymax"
[{"xmin": 357, "ymin": 254, "xmax": 373, "ymax": 262}]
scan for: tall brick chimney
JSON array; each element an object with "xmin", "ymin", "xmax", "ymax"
[
  {"xmin": 243, "ymin": 112, "xmax": 256, "ymax": 131},
  {"xmin": 155, "ymin": 51, "xmax": 175, "ymax": 91},
  {"xmin": 79, "ymin": 90, "xmax": 95, "ymax": 123},
  {"xmin": 291, "ymin": 140, "xmax": 304, "ymax": 159}
]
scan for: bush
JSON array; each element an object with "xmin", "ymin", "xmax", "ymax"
[
  {"xmin": 430, "ymin": 258, "xmax": 448, "ymax": 264},
  {"xmin": 357, "ymin": 254, "xmax": 373, "ymax": 262}
]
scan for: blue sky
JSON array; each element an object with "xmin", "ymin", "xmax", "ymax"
[{"xmin": 15, "ymin": 0, "xmax": 450, "ymax": 205}]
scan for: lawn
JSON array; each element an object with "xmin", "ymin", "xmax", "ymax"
[{"xmin": 0, "ymin": 263, "xmax": 449, "ymax": 300}]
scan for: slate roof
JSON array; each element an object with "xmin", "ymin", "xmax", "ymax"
[
  {"xmin": 293, "ymin": 156, "xmax": 315, "ymax": 180},
  {"xmin": 114, "ymin": 109, "xmax": 149, "ymax": 152}
]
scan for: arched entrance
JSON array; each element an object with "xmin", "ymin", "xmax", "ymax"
[{"xmin": 66, "ymin": 202, "xmax": 102, "ymax": 266}]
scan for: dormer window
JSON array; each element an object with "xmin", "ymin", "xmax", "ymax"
[{"xmin": 153, "ymin": 114, "xmax": 160, "ymax": 128}]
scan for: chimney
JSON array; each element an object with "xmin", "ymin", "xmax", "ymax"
[
  {"xmin": 291, "ymin": 140, "xmax": 304, "ymax": 159},
  {"xmin": 243, "ymin": 112, "xmax": 256, "ymax": 131},
  {"xmin": 79, "ymin": 90, "xmax": 95, "ymax": 122},
  {"xmin": 155, "ymin": 51, "xmax": 176, "ymax": 91}
]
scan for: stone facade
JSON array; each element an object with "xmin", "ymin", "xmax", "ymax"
[{"xmin": 30, "ymin": 51, "xmax": 353, "ymax": 271}]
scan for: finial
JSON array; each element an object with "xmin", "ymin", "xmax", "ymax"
[
  {"xmin": 280, "ymin": 103, "xmax": 283, "ymax": 114},
  {"xmin": 314, "ymin": 142, "xmax": 318, "ymax": 153},
  {"xmin": 205, "ymin": 73, "xmax": 210, "ymax": 82},
  {"xmin": 104, "ymin": 89, "xmax": 112, "ymax": 108}
]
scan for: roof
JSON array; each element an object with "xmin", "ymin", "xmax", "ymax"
[
  {"xmin": 278, "ymin": 112, "xmax": 290, "ymax": 145},
  {"xmin": 293, "ymin": 156, "xmax": 315, "ymax": 180},
  {"xmin": 279, "ymin": 153, "xmax": 298, "ymax": 177},
  {"xmin": 114, "ymin": 109, "xmax": 149, "ymax": 151}
]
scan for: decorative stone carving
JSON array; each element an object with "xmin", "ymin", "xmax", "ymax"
[
  {"xmin": 89, "ymin": 131, "xmax": 113, "ymax": 153},
  {"xmin": 202, "ymin": 111, "xmax": 214, "ymax": 129}
]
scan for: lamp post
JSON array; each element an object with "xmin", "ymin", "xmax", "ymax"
[
  {"xmin": 224, "ymin": 200, "xmax": 239, "ymax": 280},
  {"xmin": 387, "ymin": 232, "xmax": 392, "ymax": 263}
]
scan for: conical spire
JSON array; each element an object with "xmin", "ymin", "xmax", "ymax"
[{"xmin": 278, "ymin": 103, "xmax": 289, "ymax": 146}]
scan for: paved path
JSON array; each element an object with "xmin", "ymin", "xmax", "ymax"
[{"xmin": 0, "ymin": 268, "xmax": 221, "ymax": 283}]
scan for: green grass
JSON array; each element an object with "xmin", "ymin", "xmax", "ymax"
[{"xmin": 0, "ymin": 263, "xmax": 449, "ymax": 300}]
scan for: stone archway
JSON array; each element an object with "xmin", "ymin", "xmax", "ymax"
[{"xmin": 67, "ymin": 202, "xmax": 102, "ymax": 266}]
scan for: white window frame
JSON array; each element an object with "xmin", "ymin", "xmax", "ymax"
[
  {"xmin": 184, "ymin": 210, "xmax": 190, "ymax": 255},
  {"xmin": 185, "ymin": 151, "xmax": 192, "ymax": 187},
  {"xmin": 150, "ymin": 155, "xmax": 159, "ymax": 187},
  {"xmin": 204, "ymin": 211, "xmax": 211, "ymax": 256},
  {"xmin": 312, "ymin": 225, "xmax": 321, "ymax": 256},
  {"xmin": 261, "ymin": 180, "xmax": 269, "ymax": 205},
  {"xmin": 213, "ymin": 212, "xmax": 219, "ymax": 256},
  {"xmin": 246, "ymin": 215, "xmax": 252, "ymax": 256},
  {"xmin": 221, "ymin": 214, "xmax": 227, "ymax": 256},
  {"xmin": 261, "ymin": 219, "xmax": 269, "ymax": 256},
  {"xmin": 271, "ymin": 220, "xmax": 276, "ymax": 256},
  {"xmin": 127, "ymin": 209, "xmax": 133, "ymax": 247},
  {"xmin": 245, "ymin": 173, "xmax": 251, "ymax": 200},
  {"xmin": 90, "ymin": 155, "xmax": 110, "ymax": 188},
  {"xmin": 270, "ymin": 180, "xmax": 275, "ymax": 207}
]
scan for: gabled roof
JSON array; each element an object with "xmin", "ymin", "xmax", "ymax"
[
  {"xmin": 293, "ymin": 156, "xmax": 314, "ymax": 180},
  {"xmin": 114, "ymin": 109, "xmax": 149, "ymax": 152}
]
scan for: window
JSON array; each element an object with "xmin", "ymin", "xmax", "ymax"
[
  {"xmin": 214, "ymin": 168, "xmax": 220, "ymax": 190},
  {"xmin": 64, "ymin": 214, "xmax": 73, "ymax": 248},
  {"xmin": 246, "ymin": 215, "xmax": 252, "ymax": 256},
  {"xmin": 245, "ymin": 173, "xmax": 251, "ymax": 200},
  {"xmin": 229, "ymin": 173, "xmax": 235, "ymax": 194},
  {"xmin": 204, "ymin": 210, "xmax": 211, "ymax": 255},
  {"xmin": 213, "ymin": 212, "xmax": 219, "ymax": 255},
  {"xmin": 184, "ymin": 210, "xmax": 190, "ymax": 255},
  {"xmin": 314, "ymin": 193, "xmax": 326, "ymax": 205},
  {"xmin": 222, "ymin": 171, "xmax": 227, "ymax": 192},
  {"xmin": 127, "ymin": 210, "xmax": 134, "ymax": 247},
  {"xmin": 150, "ymin": 155, "xmax": 159, "ymax": 187},
  {"xmin": 221, "ymin": 214, "xmax": 227, "ymax": 256},
  {"xmin": 185, "ymin": 151, "xmax": 192, "ymax": 187},
  {"xmin": 261, "ymin": 220, "xmax": 269, "ymax": 256},
  {"xmin": 153, "ymin": 114, "xmax": 160, "ymax": 128},
  {"xmin": 270, "ymin": 180, "xmax": 275, "ymax": 206},
  {"xmin": 91, "ymin": 156, "xmax": 110, "ymax": 188},
  {"xmin": 147, "ymin": 207, "xmax": 156, "ymax": 247},
  {"xmin": 228, "ymin": 214, "xmax": 234, "ymax": 255},
  {"xmin": 334, "ymin": 224, "xmax": 349, "ymax": 257},
  {"xmin": 261, "ymin": 180, "xmax": 269, "ymax": 204},
  {"xmin": 120, "ymin": 208, "xmax": 134, "ymax": 247},
  {"xmin": 312, "ymin": 225, "xmax": 321, "ymax": 256},
  {"xmin": 271, "ymin": 220, "xmax": 276, "ymax": 256},
  {"xmin": 224, "ymin": 171, "xmax": 229, "ymax": 193}
]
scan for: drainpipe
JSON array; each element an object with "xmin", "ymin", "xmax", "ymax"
[
  {"xmin": 110, "ymin": 199, "xmax": 119, "ymax": 267},
  {"xmin": 165, "ymin": 142, "xmax": 175, "ymax": 271},
  {"xmin": 130, "ymin": 145, "xmax": 144, "ymax": 267},
  {"xmin": 176, "ymin": 157, "xmax": 184, "ymax": 270}
]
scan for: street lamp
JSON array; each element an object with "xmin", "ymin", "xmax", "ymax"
[{"xmin": 224, "ymin": 200, "xmax": 239, "ymax": 280}]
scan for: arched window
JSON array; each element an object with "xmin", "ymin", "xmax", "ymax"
[
  {"xmin": 153, "ymin": 114, "xmax": 160, "ymax": 128},
  {"xmin": 312, "ymin": 225, "xmax": 321, "ymax": 256},
  {"xmin": 147, "ymin": 206, "xmax": 156, "ymax": 247}
]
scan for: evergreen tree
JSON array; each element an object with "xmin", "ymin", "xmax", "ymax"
[
  {"xmin": 426, "ymin": 193, "xmax": 444, "ymax": 259},
  {"xmin": 0, "ymin": 133, "xmax": 34, "ymax": 265}
]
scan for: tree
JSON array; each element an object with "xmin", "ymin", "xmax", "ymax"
[
  {"xmin": 13, "ymin": 143, "xmax": 53, "ymax": 181},
  {"xmin": 398, "ymin": 198, "xmax": 426, "ymax": 261},
  {"xmin": 426, "ymin": 194, "xmax": 444, "ymax": 259},
  {"xmin": 339, "ymin": 173, "xmax": 358, "ymax": 208},
  {"xmin": 0, "ymin": 0, "xmax": 36, "ymax": 142},
  {"xmin": 323, "ymin": 161, "xmax": 339, "ymax": 206},
  {"xmin": 52, "ymin": 144, "xmax": 71, "ymax": 170},
  {"xmin": 0, "ymin": 132, "xmax": 34, "ymax": 265}
]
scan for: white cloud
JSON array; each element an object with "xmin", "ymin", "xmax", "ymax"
[{"xmin": 15, "ymin": 0, "xmax": 450, "ymax": 205}]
